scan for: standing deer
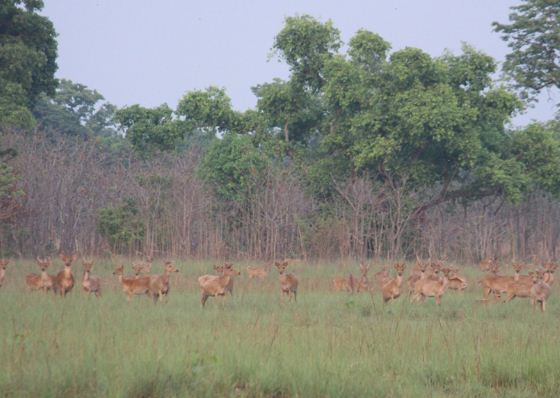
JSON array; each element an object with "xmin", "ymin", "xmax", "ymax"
[
  {"xmin": 412, "ymin": 268, "xmax": 451, "ymax": 305},
  {"xmin": 530, "ymin": 270, "xmax": 551, "ymax": 312},
  {"xmin": 198, "ymin": 264, "xmax": 240, "ymax": 307},
  {"xmin": 113, "ymin": 264, "xmax": 151, "ymax": 301},
  {"xmin": 274, "ymin": 260, "xmax": 298, "ymax": 302},
  {"xmin": 26, "ymin": 257, "xmax": 54, "ymax": 293},
  {"xmin": 0, "ymin": 259, "xmax": 8, "ymax": 287},
  {"xmin": 332, "ymin": 274, "xmax": 354, "ymax": 292},
  {"xmin": 542, "ymin": 262, "xmax": 557, "ymax": 286},
  {"xmin": 382, "ymin": 263, "xmax": 406, "ymax": 303},
  {"xmin": 54, "ymin": 253, "xmax": 77, "ymax": 297},
  {"xmin": 132, "ymin": 255, "xmax": 153, "ymax": 276},
  {"xmin": 149, "ymin": 261, "xmax": 179, "ymax": 303},
  {"xmin": 82, "ymin": 259, "xmax": 101, "ymax": 297}
]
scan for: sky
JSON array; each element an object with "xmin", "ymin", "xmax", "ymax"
[{"xmin": 41, "ymin": 0, "xmax": 558, "ymax": 127}]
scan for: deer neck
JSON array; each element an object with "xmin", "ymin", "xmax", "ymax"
[
  {"xmin": 83, "ymin": 270, "xmax": 90, "ymax": 282},
  {"xmin": 63, "ymin": 265, "xmax": 72, "ymax": 278},
  {"xmin": 395, "ymin": 274, "xmax": 403, "ymax": 287}
]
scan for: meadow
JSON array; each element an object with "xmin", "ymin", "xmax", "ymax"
[{"xmin": 1, "ymin": 259, "xmax": 559, "ymax": 398}]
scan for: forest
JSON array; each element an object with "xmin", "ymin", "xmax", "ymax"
[{"xmin": 1, "ymin": 0, "xmax": 560, "ymax": 263}]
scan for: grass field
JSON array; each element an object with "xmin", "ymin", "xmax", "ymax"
[{"xmin": 1, "ymin": 259, "xmax": 559, "ymax": 397}]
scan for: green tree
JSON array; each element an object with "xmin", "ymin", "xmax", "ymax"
[
  {"xmin": 33, "ymin": 79, "xmax": 117, "ymax": 137},
  {"xmin": 273, "ymin": 15, "xmax": 341, "ymax": 92},
  {"xmin": 493, "ymin": 0, "xmax": 560, "ymax": 101},
  {"xmin": 97, "ymin": 198, "xmax": 144, "ymax": 252},
  {"xmin": 115, "ymin": 104, "xmax": 180, "ymax": 155},
  {"xmin": 0, "ymin": 0, "xmax": 58, "ymax": 130}
]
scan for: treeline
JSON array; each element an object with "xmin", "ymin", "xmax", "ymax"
[{"xmin": 1, "ymin": 1, "xmax": 560, "ymax": 262}]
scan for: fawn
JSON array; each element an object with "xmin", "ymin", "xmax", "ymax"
[
  {"xmin": 149, "ymin": 261, "xmax": 179, "ymax": 303},
  {"xmin": 26, "ymin": 257, "xmax": 54, "ymax": 292},
  {"xmin": 274, "ymin": 260, "xmax": 298, "ymax": 302},
  {"xmin": 113, "ymin": 264, "xmax": 151, "ymax": 301},
  {"xmin": 0, "ymin": 259, "xmax": 8, "ymax": 287},
  {"xmin": 82, "ymin": 259, "xmax": 101, "ymax": 297},
  {"xmin": 382, "ymin": 263, "xmax": 406, "ymax": 303},
  {"xmin": 198, "ymin": 263, "xmax": 240, "ymax": 307},
  {"xmin": 246, "ymin": 265, "xmax": 267, "ymax": 280},
  {"xmin": 54, "ymin": 253, "xmax": 77, "ymax": 296},
  {"xmin": 530, "ymin": 270, "xmax": 551, "ymax": 312}
]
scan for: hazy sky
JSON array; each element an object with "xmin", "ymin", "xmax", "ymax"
[{"xmin": 42, "ymin": 0, "xmax": 558, "ymax": 126}]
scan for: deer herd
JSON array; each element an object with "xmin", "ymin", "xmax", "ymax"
[{"xmin": 0, "ymin": 253, "xmax": 556, "ymax": 312}]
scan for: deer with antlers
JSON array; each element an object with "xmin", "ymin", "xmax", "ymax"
[
  {"xmin": 382, "ymin": 263, "xmax": 406, "ymax": 303},
  {"xmin": 26, "ymin": 257, "xmax": 54, "ymax": 293},
  {"xmin": 149, "ymin": 261, "xmax": 179, "ymax": 303},
  {"xmin": 198, "ymin": 263, "xmax": 240, "ymax": 307},
  {"xmin": 113, "ymin": 264, "xmax": 151, "ymax": 301},
  {"xmin": 0, "ymin": 259, "xmax": 8, "ymax": 288},
  {"xmin": 82, "ymin": 259, "xmax": 101, "ymax": 297},
  {"xmin": 274, "ymin": 260, "xmax": 298, "ymax": 302},
  {"xmin": 53, "ymin": 253, "xmax": 77, "ymax": 297}
]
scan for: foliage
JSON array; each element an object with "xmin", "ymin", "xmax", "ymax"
[
  {"xmin": 0, "ymin": 0, "xmax": 58, "ymax": 130},
  {"xmin": 198, "ymin": 134, "xmax": 269, "ymax": 203},
  {"xmin": 115, "ymin": 104, "xmax": 180, "ymax": 155},
  {"xmin": 97, "ymin": 198, "xmax": 144, "ymax": 250},
  {"xmin": 33, "ymin": 79, "xmax": 117, "ymax": 137},
  {"xmin": 493, "ymin": 0, "xmax": 560, "ymax": 102}
]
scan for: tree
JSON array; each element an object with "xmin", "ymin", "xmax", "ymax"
[
  {"xmin": 273, "ymin": 15, "xmax": 341, "ymax": 92},
  {"xmin": 115, "ymin": 104, "xmax": 180, "ymax": 155},
  {"xmin": 493, "ymin": 0, "xmax": 560, "ymax": 101},
  {"xmin": 33, "ymin": 79, "xmax": 117, "ymax": 137},
  {"xmin": 0, "ymin": 0, "xmax": 58, "ymax": 130}
]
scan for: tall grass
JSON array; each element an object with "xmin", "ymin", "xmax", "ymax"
[{"xmin": 0, "ymin": 259, "xmax": 559, "ymax": 397}]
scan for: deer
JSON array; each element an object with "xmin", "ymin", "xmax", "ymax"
[
  {"xmin": 382, "ymin": 263, "xmax": 406, "ymax": 303},
  {"xmin": 132, "ymin": 255, "xmax": 153, "ymax": 276},
  {"xmin": 54, "ymin": 253, "xmax": 77, "ymax": 297},
  {"xmin": 412, "ymin": 267, "xmax": 451, "ymax": 305},
  {"xmin": 82, "ymin": 259, "xmax": 101, "ymax": 297},
  {"xmin": 149, "ymin": 261, "xmax": 179, "ymax": 303},
  {"xmin": 113, "ymin": 264, "xmax": 151, "ymax": 301},
  {"xmin": 530, "ymin": 270, "xmax": 551, "ymax": 312},
  {"xmin": 478, "ymin": 263, "xmax": 515, "ymax": 301},
  {"xmin": 374, "ymin": 264, "xmax": 390, "ymax": 289},
  {"xmin": 445, "ymin": 267, "xmax": 468, "ymax": 291},
  {"xmin": 0, "ymin": 259, "xmax": 8, "ymax": 287},
  {"xmin": 354, "ymin": 262, "xmax": 370, "ymax": 292},
  {"xmin": 26, "ymin": 257, "xmax": 54, "ymax": 293},
  {"xmin": 274, "ymin": 260, "xmax": 298, "ymax": 302},
  {"xmin": 198, "ymin": 264, "xmax": 240, "ymax": 307},
  {"xmin": 479, "ymin": 257, "xmax": 498, "ymax": 272},
  {"xmin": 332, "ymin": 274, "xmax": 354, "ymax": 292},
  {"xmin": 246, "ymin": 265, "xmax": 268, "ymax": 280},
  {"xmin": 542, "ymin": 262, "xmax": 557, "ymax": 286},
  {"xmin": 503, "ymin": 270, "xmax": 535, "ymax": 303}
]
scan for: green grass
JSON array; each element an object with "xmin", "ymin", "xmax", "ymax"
[{"xmin": 1, "ymin": 259, "xmax": 559, "ymax": 397}]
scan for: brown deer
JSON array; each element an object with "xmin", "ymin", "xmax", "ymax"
[
  {"xmin": 374, "ymin": 264, "xmax": 390, "ymax": 289},
  {"xmin": 382, "ymin": 263, "xmax": 406, "ymax": 303},
  {"xmin": 26, "ymin": 257, "xmax": 54, "ymax": 292},
  {"xmin": 407, "ymin": 258, "xmax": 426, "ymax": 294},
  {"xmin": 149, "ymin": 261, "xmax": 179, "ymax": 303},
  {"xmin": 54, "ymin": 253, "xmax": 77, "ymax": 296},
  {"xmin": 332, "ymin": 274, "xmax": 354, "ymax": 292},
  {"xmin": 542, "ymin": 262, "xmax": 557, "ymax": 286},
  {"xmin": 503, "ymin": 270, "xmax": 535, "ymax": 303},
  {"xmin": 113, "ymin": 264, "xmax": 151, "ymax": 301},
  {"xmin": 274, "ymin": 260, "xmax": 298, "ymax": 302},
  {"xmin": 530, "ymin": 270, "xmax": 551, "ymax": 312},
  {"xmin": 446, "ymin": 267, "xmax": 468, "ymax": 291},
  {"xmin": 0, "ymin": 259, "xmax": 8, "ymax": 287},
  {"xmin": 132, "ymin": 255, "xmax": 153, "ymax": 276},
  {"xmin": 246, "ymin": 266, "xmax": 268, "ymax": 280},
  {"xmin": 82, "ymin": 259, "xmax": 101, "ymax": 297},
  {"xmin": 478, "ymin": 263, "xmax": 514, "ymax": 301},
  {"xmin": 354, "ymin": 262, "xmax": 370, "ymax": 292},
  {"xmin": 412, "ymin": 268, "xmax": 451, "ymax": 305},
  {"xmin": 198, "ymin": 264, "xmax": 240, "ymax": 307},
  {"xmin": 479, "ymin": 257, "xmax": 498, "ymax": 272}
]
